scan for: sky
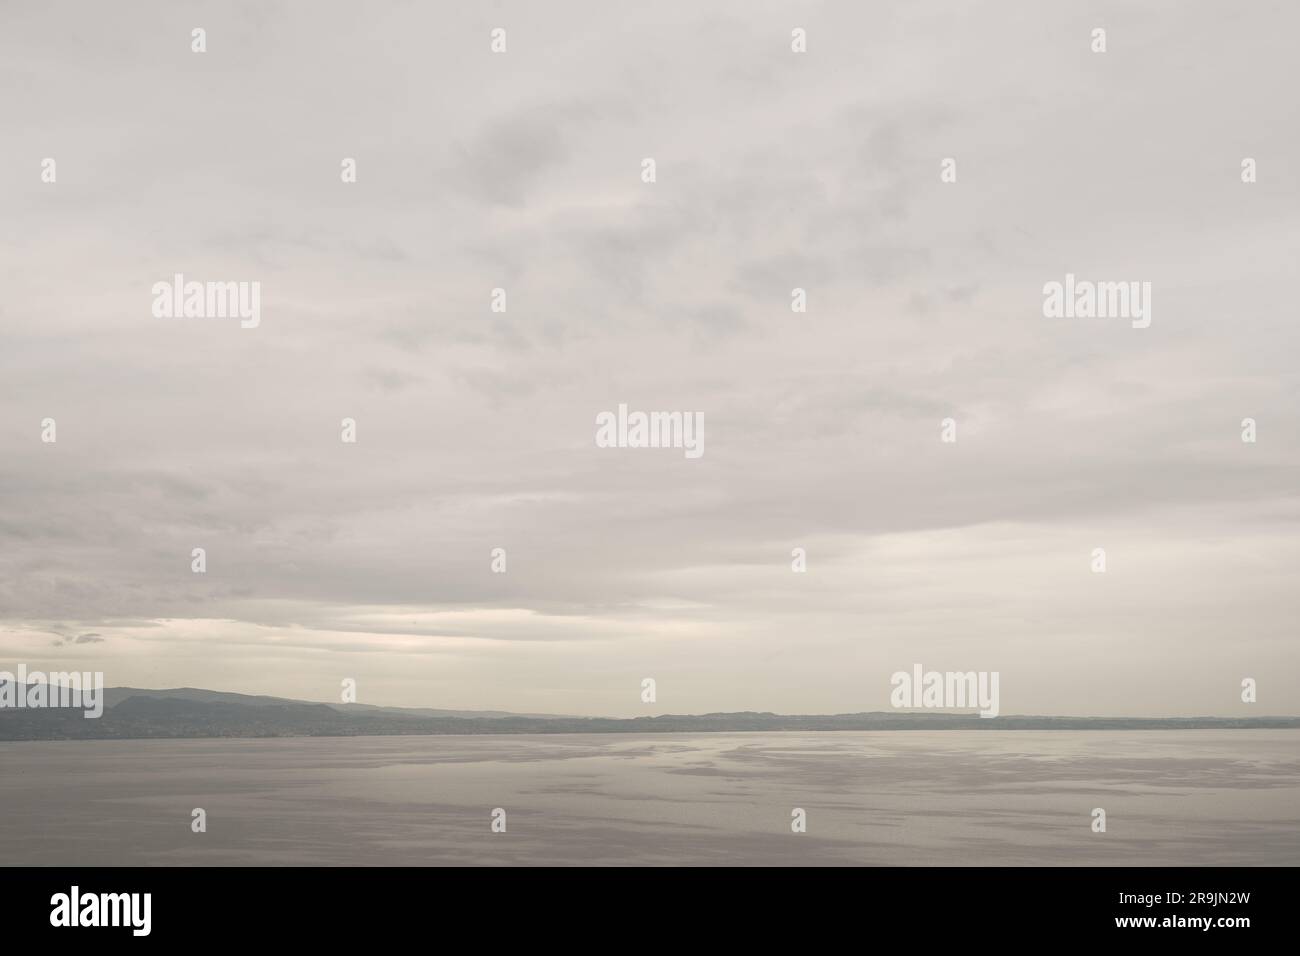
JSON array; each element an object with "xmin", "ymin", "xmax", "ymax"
[{"xmin": 1, "ymin": 1, "xmax": 1297, "ymax": 717}]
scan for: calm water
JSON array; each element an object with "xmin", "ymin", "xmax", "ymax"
[{"xmin": 2, "ymin": 731, "xmax": 1297, "ymax": 866}]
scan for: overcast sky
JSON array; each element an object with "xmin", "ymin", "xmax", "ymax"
[{"xmin": 1, "ymin": 1, "xmax": 1297, "ymax": 716}]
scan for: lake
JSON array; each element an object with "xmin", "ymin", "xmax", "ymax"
[{"xmin": 2, "ymin": 731, "xmax": 1297, "ymax": 865}]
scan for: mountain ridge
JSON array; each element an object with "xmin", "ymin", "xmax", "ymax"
[{"xmin": 2, "ymin": 683, "xmax": 1298, "ymax": 740}]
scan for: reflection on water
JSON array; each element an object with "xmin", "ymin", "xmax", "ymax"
[{"xmin": 2, "ymin": 731, "xmax": 1297, "ymax": 865}]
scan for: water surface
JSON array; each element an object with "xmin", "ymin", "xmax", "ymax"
[{"xmin": 2, "ymin": 731, "xmax": 1296, "ymax": 865}]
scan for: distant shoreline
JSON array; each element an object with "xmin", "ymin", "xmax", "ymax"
[
  {"xmin": 1, "ymin": 685, "xmax": 1297, "ymax": 741},
  {"xmin": 4, "ymin": 725, "xmax": 1300, "ymax": 746}
]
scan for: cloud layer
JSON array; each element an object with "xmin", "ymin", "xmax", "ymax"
[{"xmin": 2, "ymin": 1, "xmax": 1297, "ymax": 715}]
